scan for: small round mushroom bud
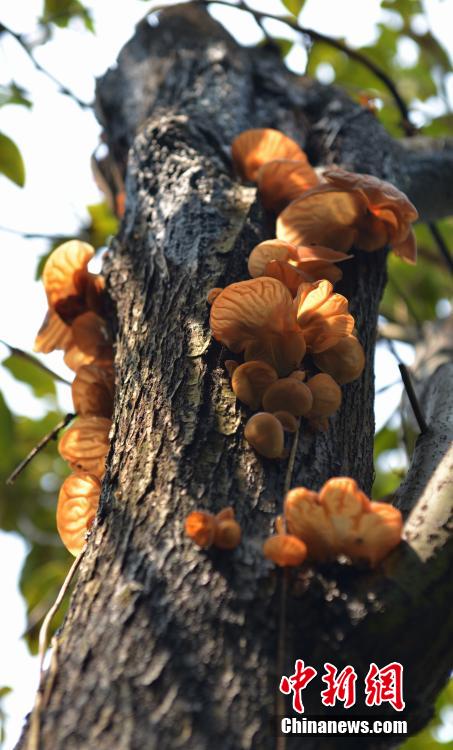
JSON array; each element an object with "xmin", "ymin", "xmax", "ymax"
[
  {"xmin": 232, "ymin": 361, "xmax": 279, "ymax": 410},
  {"xmin": 262, "ymin": 378, "xmax": 313, "ymax": 417},
  {"xmin": 225, "ymin": 360, "xmax": 239, "ymax": 377},
  {"xmin": 185, "ymin": 511, "xmax": 216, "ymax": 548},
  {"xmin": 306, "ymin": 374, "xmax": 342, "ymax": 426},
  {"xmin": 263, "ymin": 534, "xmax": 307, "ymax": 567},
  {"xmin": 273, "ymin": 411, "xmax": 299, "ymax": 432},
  {"xmin": 313, "ymin": 336, "xmax": 365, "ymax": 385},
  {"xmin": 289, "ymin": 370, "xmax": 306, "ymax": 382},
  {"xmin": 216, "ymin": 507, "xmax": 235, "ymax": 522},
  {"xmin": 214, "ymin": 519, "xmax": 242, "ymax": 550},
  {"xmin": 244, "ymin": 412, "xmax": 285, "ymax": 459},
  {"xmin": 207, "ymin": 287, "xmax": 223, "ymax": 305}
]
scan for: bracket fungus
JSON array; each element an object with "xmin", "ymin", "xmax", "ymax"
[
  {"xmin": 313, "ymin": 334, "xmax": 366, "ymax": 384},
  {"xmin": 42, "ymin": 240, "xmax": 95, "ymax": 322},
  {"xmin": 306, "ymin": 373, "xmax": 342, "ymax": 430},
  {"xmin": 284, "ymin": 477, "xmax": 403, "ymax": 567},
  {"xmin": 262, "ymin": 377, "xmax": 313, "ymax": 417},
  {"xmin": 244, "ymin": 412, "xmax": 285, "ymax": 458},
  {"xmin": 231, "ymin": 128, "xmax": 305, "ymax": 181},
  {"xmin": 248, "ymin": 239, "xmax": 350, "ymax": 294},
  {"xmin": 33, "ymin": 309, "xmax": 73, "ymax": 354},
  {"xmin": 257, "ymin": 158, "xmax": 318, "ymax": 212},
  {"xmin": 210, "ymin": 277, "xmax": 306, "ymax": 375},
  {"xmin": 231, "ymin": 360, "xmax": 278, "ymax": 410},
  {"xmin": 56, "ymin": 472, "xmax": 101, "ymax": 556},
  {"xmin": 277, "ymin": 168, "xmax": 418, "ymax": 262},
  {"xmin": 72, "ymin": 364, "xmax": 115, "ymax": 418},
  {"xmin": 263, "ymin": 533, "xmax": 308, "ymax": 567},
  {"xmin": 295, "ymin": 279, "xmax": 355, "ymax": 352},
  {"xmin": 58, "ymin": 416, "xmax": 112, "ymax": 479}
]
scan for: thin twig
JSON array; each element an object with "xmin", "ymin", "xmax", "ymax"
[
  {"xmin": 398, "ymin": 363, "xmax": 428, "ymax": 434},
  {"xmin": 0, "ymin": 224, "xmax": 68, "ymax": 242},
  {"xmin": 6, "ymin": 413, "xmax": 75, "ymax": 485},
  {"xmin": 0, "ymin": 340, "xmax": 72, "ymax": 386},
  {"xmin": 427, "ymin": 222, "xmax": 453, "ymax": 275},
  {"xmin": 0, "ymin": 23, "xmax": 92, "ymax": 110},
  {"xmin": 276, "ymin": 426, "xmax": 300, "ymax": 750}
]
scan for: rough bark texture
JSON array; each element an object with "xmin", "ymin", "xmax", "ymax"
[{"xmin": 17, "ymin": 5, "xmax": 453, "ymax": 750}]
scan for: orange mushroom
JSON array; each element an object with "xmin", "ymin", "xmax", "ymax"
[
  {"xmin": 214, "ymin": 518, "xmax": 242, "ymax": 550},
  {"xmin": 72, "ymin": 364, "xmax": 115, "ymax": 418},
  {"xmin": 244, "ymin": 412, "xmax": 285, "ymax": 458},
  {"xmin": 42, "ymin": 240, "xmax": 95, "ymax": 322},
  {"xmin": 72, "ymin": 311, "xmax": 112, "ymax": 357},
  {"xmin": 257, "ymin": 158, "xmax": 318, "ymax": 212},
  {"xmin": 207, "ymin": 287, "xmax": 223, "ymax": 305},
  {"xmin": 231, "ymin": 360, "xmax": 278, "ymax": 410},
  {"xmin": 295, "ymin": 280, "xmax": 355, "ymax": 353},
  {"xmin": 273, "ymin": 411, "xmax": 299, "ymax": 432},
  {"xmin": 283, "ymin": 477, "xmax": 403, "ymax": 566},
  {"xmin": 210, "ymin": 277, "xmax": 306, "ymax": 375},
  {"xmin": 306, "ymin": 373, "xmax": 342, "ymax": 430},
  {"xmin": 56, "ymin": 472, "xmax": 101, "ymax": 556},
  {"xmin": 248, "ymin": 239, "xmax": 350, "ymax": 295},
  {"xmin": 58, "ymin": 416, "xmax": 112, "ymax": 479},
  {"xmin": 263, "ymin": 534, "xmax": 307, "ymax": 567},
  {"xmin": 313, "ymin": 335, "xmax": 365, "ymax": 384},
  {"xmin": 276, "ymin": 168, "xmax": 418, "ymax": 262},
  {"xmin": 33, "ymin": 309, "xmax": 73, "ymax": 354},
  {"xmin": 262, "ymin": 378, "xmax": 313, "ymax": 417},
  {"xmin": 232, "ymin": 128, "xmax": 305, "ymax": 181},
  {"xmin": 185, "ymin": 511, "xmax": 216, "ymax": 548}
]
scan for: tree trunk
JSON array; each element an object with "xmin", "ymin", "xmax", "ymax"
[{"xmin": 17, "ymin": 5, "xmax": 453, "ymax": 749}]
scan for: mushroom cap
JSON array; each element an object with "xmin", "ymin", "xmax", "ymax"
[
  {"xmin": 273, "ymin": 410, "xmax": 299, "ymax": 432},
  {"xmin": 58, "ymin": 416, "xmax": 112, "ymax": 479},
  {"xmin": 313, "ymin": 335, "xmax": 365, "ymax": 384},
  {"xmin": 33, "ymin": 309, "xmax": 73, "ymax": 354},
  {"xmin": 232, "ymin": 129, "xmax": 305, "ymax": 181},
  {"xmin": 72, "ymin": 364, "xmax": 115, "ymax": 418},
  {"xmin": 185, "ymin": 511, "xmax": 216, "ymax": 548},
  {"xmin": 244, "ymin": 412, "xmax": 285, "ymax": 458},
  {"xmin": 306, "ymin": 373, "xmax": 342, "ymax": 417},
  {"xmin": 214, "ymin": 519, "xmax": 242, "ymax": 550},
  {"xmin": 64, "ymin": 344, "xmax": 114, "ymax": 372},
  {"xmin": 207, "ymin": 287, "xmax": 223, "ymax": 305},
  {"xmin": 262, "ymin": 378, "xmax": 313, "ymax": 417},
  {"xmin": 210, "ymin": 277, "xmax": 306, "ymax": 375},
  {"xmin": 263, "ymin": 534, "xmax": 307, "ymax": 567},
  {"xmin": 56, "ymin": 472, "xmax": 101, "ymax": 556},
  {"xmin": 72, "ymin": 312, "xmax": 112, "ymax": 357},
  {"xmin": 231, "ymin": 360, "xmax": 278, "ymax": 410},
  {"xmin": 257, "ymin": 158, "xmax": 318, "ymax": 212},
  {"xmin": 341, "ymin": 500, "xmax": 403, "ymax": 567},
  {"xmin": 42, "ymin": 240, "xmax": 95, "ymax": 319},
  {"xmin": 295, "ymin": 279, "xmax": 355, "ymax": 353},
  {"xmin": 284, "ymin": 487, "xmax": 336, "ymax": 561}
]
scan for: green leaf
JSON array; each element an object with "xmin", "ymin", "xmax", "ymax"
[
  {"xmin": 273, "ymin": 38, "xmax": 294, "ymax": 59},
  {"xmin": 281, "ymin": 0, "xmax": 306, "ymax": 17},
  {"xmin": 2, "ymin": 354, "xmax": 56, "ymax": 398},
  {"xmin": 42, "ymin": 0, "xmax": 94, "ymax": 32},
  {"xmin": 0, "ymin": 391, "xmax": 14, "ymax": 461},
  {"xmin": 0, "ymin": 132, "xmax": 25, "ymax": 187},
  {"xmin": 374, "ymin": 426, "xmax": 399, "ymax": 458},
  {"xmin": 0, "ymin": 84, "xmax": 32, "ymax": 109},
  {"xmin": 86, "ymin": 201, "xmax": 118, "ymax": 248}
]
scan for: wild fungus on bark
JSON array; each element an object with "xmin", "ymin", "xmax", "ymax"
[
  {"xmin": 257, "ymin": 159, "xmax": 318, "ymax": 212},
  {"xmin": 295, "ymin": 279, "xmax": 355, "ymax": 353},
  {"xmin": 231, "ymin": 128, "xmax": 306, "ymax": 181},
  {"xmin": 306, "ymin": 373, "xmax": 342, "ymax": 430},
  {"xmin": 277, "ymin": 168, "xmax": 418, "ymax": 262},
  {"xmin": 263, "ymin": 534, "xmax": 308, "ymax": 567},
  {"xmin": 313, "ymin": 335, "xmax": 366, "ymax": 384},
  {"xmin": 185, "ymin": 508, "xmax": 241, "ymax": 550},
  {"xmin": 244, "ymin": 412, "xmax": 285, "ymax": 458},
  {"xmin": 33, "ymin": 309, "xmax": 73, "ymax": 354},
  {"xmin": 72, "ymin": 364, "xmax": 115, "ymax": 418},
  {"xmin": 231, "ymin": 360, "xmax": 278, "ymax": 410},
  {"xmin": 262, "ymin": 377, "xmax": 313, "ymax": 417},
  {"xmin": 210, "ymin": 277, "xmax": 306, "ymax": 376},
  {"xmin": 58, "ymin": 416, "xmax": 112, "ymax": 479},
  {"xmin": 284, "ymin": 477, "xmax": 403, "ymax": 566},
  {"xmin": 56, "ymin": 472, "xmax": 101, "ymax": 556},
  {"xmin": 248, "ymin": 239, "xmax": 351, "ymax": 294}
]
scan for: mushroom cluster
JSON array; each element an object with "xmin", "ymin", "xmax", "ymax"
[
  {"xmin": 264, "ymin": 477, "xmax": 403, "ymax": 568},
  {"xmin": 34, "ymin": 240, "xmax": 114, "ymax": 555},
  {"xmin": 185, "ymin": 507, "xmax": 241, "ymax": 550}
]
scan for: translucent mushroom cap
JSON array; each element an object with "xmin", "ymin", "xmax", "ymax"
[
  {"xmin": 306, "ymin": 373, "xmax": 342, "ymax": 417},
  {"xmin": 42, "ymin": 240, "xmax": 95, "ymax": 320},
  {"xmin": 244, "ymin": 412, "xmax": 285, "ymax": 458},
  {"xmin": 72, "ymin": 364, "xmax": 115, "ymax": 418},
  {"xmin": 34, "ymin": 309, "xmax": 73, "ymax": 354},
  {"xmin": 262, "ymin": 378, "xmax": 313, "ymax": 417},
  {"xmin": 56, "ymin": 472, "xmax": 101, "ymax": 556},
  {"xmin": 59, "ymin": 416, "xmax": 112, "ymax": 479},
  {"xmin": 231, "ymin": 128, "xmax": 305, "ymax": 181},
  {"xmin": 185, "ymin": 511, "xmax": 216, "ymax": 548},
  {"xmin": 263, "ymin": 534, "xmax": 307, "ymax": 567},
  {"xmin": 257, "ymin": 158, "xmax": 318, "ymax": 212},
  {"xmin": 295, "ymin": 279, "xmax": 355, "ymax": 353},
  {"xmin": 231, "ymin": 360, "xmax": 278, "ymax": 410},
  {"xmin": 313, "ymin": 335, "xmax": 366, "ymax": 384}
]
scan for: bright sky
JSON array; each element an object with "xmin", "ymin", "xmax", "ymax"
[{"xmin": 0, "ymin": 1, "xmax": 451, "ymax": 747}]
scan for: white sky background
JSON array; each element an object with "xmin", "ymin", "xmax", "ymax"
[{"xmin": 0, "ymin": 1, "xmax": 452, "ymax": 747}]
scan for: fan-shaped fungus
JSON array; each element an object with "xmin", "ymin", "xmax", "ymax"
[
  {"xmin": 214, "ymin": 518, "xmax": 242, "ymax": 550},
  {"xmin": 232, "ymin": 128, "xmax": 305, "ymax": 181},
  {"xmin": 56, "ymin": 472, "xmax": 101, "ymax": 556},
  {"xmin": 231, "ymin": 361, "xmax": 278, "ymax": 410},
  {"xmin": 285, "ymin": 487, "xmax": 335, "ymax": 561},
  {"xmin": 263, "ymin": 534, "xmax": 307, "ymax": 567},
  {"xmin": 257, "ymin": 159, "xmax": 318, "ymax": 212},
  {"xmin": 58, "ymin": 416, "xmax": 112, "ymax": 478},
  {"xmin": 306, "ymin": 373, "xmax": 342, "ymax": 429},
  {"xmin": 72, "ymin": 312, "xmax": 112, "ymax": 357},
  {"xmin": 72, "ymin": 364, "xmax": 115, "ymax": 418},
  {"xmin": 273, "ymin": 411, "xmax": 299, "ymax": 432},
  {"xmin": 210, "ymin": 277, "xmax": 306, "ymax": 375},
  {"xmin": 244, "ymin": 412, "xmax": 285, "ymax": 458},
  {"xmin": 33, "ymin": 309, "xmax": 73, "ymax": 354},
  {"xmin": 295, "ymin": 280, "xmax": 355, "ymax": 352},
  {"xmin": 313, "ymin": 335, "xmax": 365, "ymax": 384},
  {"xmin": 42, "ymin": 240, "xmax": 95, "ymax": 322},
  {"xmin": 262, "ymin": 378, "xmax": 313, "ymax": 417},
  {"xmin": 185, "ymin": 511, "xmax": 216, "ymax": 548}
]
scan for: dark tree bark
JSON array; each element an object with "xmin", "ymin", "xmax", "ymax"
[{"xmin": 17, "ymin": 5, "xmax": 453, "ymax": 750}]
